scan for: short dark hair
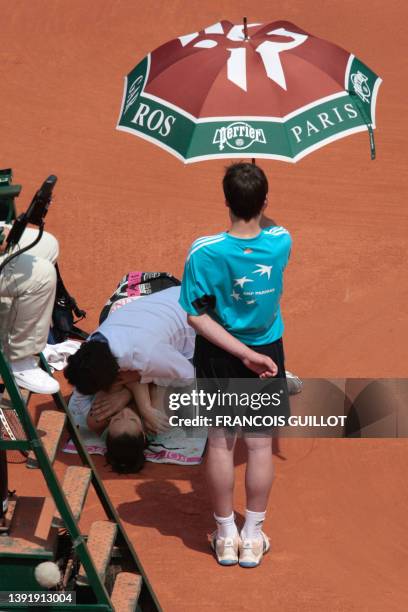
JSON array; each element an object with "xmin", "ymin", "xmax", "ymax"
[
  {"xmin": 64, "ymin": 340, "xmax": 119, "ymax": 395},
  {"xmin": 106, "ymin": 431, "xmax": 146, "ymax": 474},
  {"xmin": 223, "ymin": 163, "xmax": 268, "ymax": 221}
]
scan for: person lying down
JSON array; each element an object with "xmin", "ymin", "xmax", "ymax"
[
  {"xmin": 68, "ymin": 379, "xmax": 169, "ymax": 472},
  {"xmin": 64, "ymin": 286, "xmax": 196, "ymax": 473}
]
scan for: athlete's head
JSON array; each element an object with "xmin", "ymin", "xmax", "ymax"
[
  {"xmin": 223, "ymin": 162, "xmax": 268, "ymax": 221},
  {"xmin": 64, "ymin": 340, "xmax": 119, "ymax": 395},
  {"xmin": 105, "ymin": 406, "xmax": 146, "ymax": 473}
]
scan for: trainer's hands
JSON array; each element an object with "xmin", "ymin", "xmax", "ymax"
[
  {"xmin": 142, "ymin": 407, "xmax": 169, "ymax": 434},
  {"xmin": 241, "ymin": 348, "xmax": 278, "ymax": 378},
  {"xmin": 90, "ymin": 388, "xmax": 131, "ymax": 422}
]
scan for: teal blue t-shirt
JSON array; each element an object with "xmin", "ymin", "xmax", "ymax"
[{"xmin": 179, "ymin": 226, "xmax": 292, "ymax": 345}]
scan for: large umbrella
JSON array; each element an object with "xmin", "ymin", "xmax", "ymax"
[{"xmin": 117, "ymin": 20, "xmax": 382, "ymax": 163}]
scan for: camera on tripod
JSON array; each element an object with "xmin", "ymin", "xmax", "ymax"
[
  {"xmin": 0, "ymin": 168, "xmax": 21, "ymax": 224},
  {"xmin": 1, "ymin": 175, "xmax": 57, "ymax": 253}
]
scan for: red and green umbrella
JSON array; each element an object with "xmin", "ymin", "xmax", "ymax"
[{"xmin": 117, "ymin": 20, "xmax": 382, "ymax": 163}]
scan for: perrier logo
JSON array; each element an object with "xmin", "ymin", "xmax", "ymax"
[{"xmin": 213, "ymin": 121, "xmax": 267, "ymax": 151}]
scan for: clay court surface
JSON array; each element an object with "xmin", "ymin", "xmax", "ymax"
[{"xmin": 2, "ymin": 1, "xmax": 408, "ymax": 610}]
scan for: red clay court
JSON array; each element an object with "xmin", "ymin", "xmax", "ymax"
[{"xmin": 1, "ymin": 1, "xmax": 408, "ymax": 610}]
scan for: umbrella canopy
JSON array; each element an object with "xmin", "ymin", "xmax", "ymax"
[{"xmin": 117, "ymin": 20, "xmax": 382, "ymax": 163}]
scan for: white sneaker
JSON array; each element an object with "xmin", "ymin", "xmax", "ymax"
[
  {"xmin": 285, "ymin": 370, "xmax": 303, "ymax": 395},
  {"xmin": 11, "ymin": 357, "xmax": 60, "ymax": 394},
  {"xmin": 239, "ymin": 532, "xmax": 270, "ymax": 568},
  {"xmin": 210, "ymin": 531, "xmax": 240, "ymax": 566}
]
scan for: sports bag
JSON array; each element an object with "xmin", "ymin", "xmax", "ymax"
[{"xmin": 99, "ymin": 271, "xmax": 180, "ymax": 324}]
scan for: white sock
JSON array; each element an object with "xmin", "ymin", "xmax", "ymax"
[
  {"xmin": 214, "ymin": 512, "xmax": 238, "ymax": 539},
  {"xmin": 241, "ymin": 509, "xmax": 266, "ymax": 541}
]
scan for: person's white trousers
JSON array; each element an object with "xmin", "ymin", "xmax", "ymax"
[{"xmin": 0, "ymin": 227, "xmax": 59, "ymax": 361}]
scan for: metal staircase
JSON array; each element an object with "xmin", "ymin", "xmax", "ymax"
[{"xmin": 0, "ymin": 350, "xmax": 161, "ymax": 611}]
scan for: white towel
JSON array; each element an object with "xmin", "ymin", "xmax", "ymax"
[{"xmin": 43, "ymin": 340, "xmax": 82, "ymax": 370}]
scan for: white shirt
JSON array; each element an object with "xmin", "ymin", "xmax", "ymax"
[{"xmin": 96, "ymin": 286, "xmax": 195, "ymax": 385}]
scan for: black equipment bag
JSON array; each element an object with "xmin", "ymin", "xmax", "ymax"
[{"xmin": 50, "ymin": 264, "xmax": 89, "ymax": 343}]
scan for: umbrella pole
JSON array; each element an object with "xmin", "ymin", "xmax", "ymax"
[
  {"xmin": 243, "ymin": 17, "xmax": 248, "ymax": 40},
  {"xmin": 243, "ymin": 24, "xmax": 256, "ymax": 164},
  {"xmin": 348, "ymin": 91, "xmax": 376, "ymax": 160}
]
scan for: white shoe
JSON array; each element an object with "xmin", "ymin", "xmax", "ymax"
[
  {"xmin": 239, "ymin": 532, "xmax": 270, "ymax": 568},
  {"xmin": 11, "ymin": 357, "xmax": 60, "ymax": 394},
  {"xmin": 210, "ymin": 531, "xmax": 240, "ymax": 566},
  {"xmin": 285, "ymin": 370, "xmax": 303, "ymax": 395}
]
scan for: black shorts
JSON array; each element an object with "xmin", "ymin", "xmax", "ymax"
[
  {"xmin": 194, "ymin": 334, "xmax": 286, "ymax": 379},
  {"xmin": 194, "ymin": 335, "xmax": 290, "ymax": 432}
]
